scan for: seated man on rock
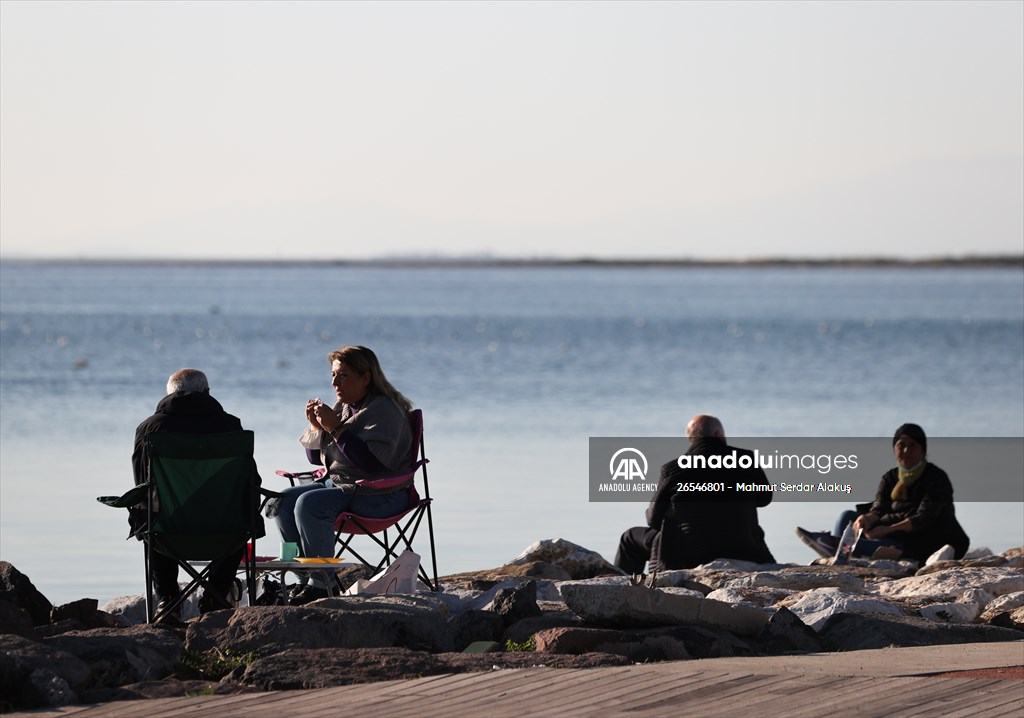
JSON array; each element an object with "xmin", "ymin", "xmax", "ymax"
[
  {"xmin": 614, "ymin": 414, "xmax": 775, "ymax": 574},
  {"xmin": 130, "ymin": 368, "xmax": 263, "ymax": 622}
]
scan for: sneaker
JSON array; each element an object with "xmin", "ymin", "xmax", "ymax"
[{"xmin": 795, "ymin": 527, "xmax": 839, "ymax": 559}]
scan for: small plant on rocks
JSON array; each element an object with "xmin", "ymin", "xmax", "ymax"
[{"xmin": 505, "ymin": 637, "xmax": 537, "ymax": 653}]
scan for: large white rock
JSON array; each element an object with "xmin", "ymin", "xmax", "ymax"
[
  {"xmin": 726, "ymin": 570, "xmax": 864, "ymax": 593},
  {"xmin": 982, "ymin": 590, "xmax": 1024, "ymax": 614},
  {"xmin": 919, "ymin": 601, "xmax": 981, "ymax": 623},
  {"xmin": 694, "ymin": 559, "xmax": 785, "ymax": 572},
  {"xmin": 925, "ymin": 545, "xmax": 957, "ymax": 565},
  {"xmin": 873, "ymin": 567, "xmax": 1024, "ymax": 604},
  {"xmin": 963, "ymin": 547, "xmax": 994, "ymax": 559},
  {"xmin": 100, "ymin": 593, "xmax": 200, "ymax": 626},
  {"xmin": 705, "ymin": 587, "xmax": 794, "ymax": 612},
  {"xmin": 509, "ymin": 539, "xmax": 620, "ymax": 578},
  {"xmin": 559, "ymin": 583, "xmax": 769, "ymax": 636},
  {"xmin": 786, "ymin": 587, "xmax": 904, "ymax": 631}
]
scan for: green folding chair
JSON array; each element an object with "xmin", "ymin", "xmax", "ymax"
[{"xmin": 99, "ymin": 430, "xmax": 262, "ymax": 623}]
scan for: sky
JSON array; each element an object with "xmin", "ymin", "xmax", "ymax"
[{"xmin": 1, "ymin": 0, "xmax": 1022, "ymax": 260}]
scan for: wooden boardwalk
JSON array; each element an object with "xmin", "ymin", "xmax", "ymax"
[{"xmin": 11, "ymin": 642, "xmax": 1023, "ymax": 718}]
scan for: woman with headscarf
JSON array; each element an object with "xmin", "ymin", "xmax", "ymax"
[{"xmin": 797, "ymin": 423, "xmax": 970, "ymax": 563}]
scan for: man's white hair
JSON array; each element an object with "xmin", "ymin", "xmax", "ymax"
[{"xmin": 166, "ymin": 368, "xmax": 209, "ymax": 394}]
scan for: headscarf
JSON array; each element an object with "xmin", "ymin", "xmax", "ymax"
[{"xmin": 891, "ymin": 423, "xmax": 927, "ymax": 501}]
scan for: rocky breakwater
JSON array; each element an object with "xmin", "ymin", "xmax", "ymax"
[{"xmin": 2, "ymin": 540, "xmax": 1023, "ymax": 711}]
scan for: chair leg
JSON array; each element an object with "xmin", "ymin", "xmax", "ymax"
[{"xmin": 144, "ymin": 542, "xmax": 154, "ymax": 624}]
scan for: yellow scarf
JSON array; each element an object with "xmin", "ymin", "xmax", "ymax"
[{"xmin": 892, "ymin": 462, "xmax": 926, "ymax": 501}]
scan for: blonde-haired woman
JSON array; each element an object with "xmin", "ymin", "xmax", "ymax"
[{"xmin": 276, "ymin": 346, "xmax": 414, "ymax": 604}]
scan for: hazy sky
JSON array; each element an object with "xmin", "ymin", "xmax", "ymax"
[{"xmin": 1, "ymin": 0, "xmax": 1021, "ymax": 260}]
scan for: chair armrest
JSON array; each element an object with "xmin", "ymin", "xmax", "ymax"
[
  {"xmin": 275, "ymin": 468, "xmax": 327, "ymax": 486},
  {"xmin": 97, "ymin": 483, "xmax": 150, "ymax": 508},
  {"xmin": 355, "ymin": 471, "xmax": 415, "ymax": 491}
]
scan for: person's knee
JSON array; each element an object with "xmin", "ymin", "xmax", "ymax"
[{"xmin": 295, "ymin": 490, "xmax": 345, "ymax": 523}]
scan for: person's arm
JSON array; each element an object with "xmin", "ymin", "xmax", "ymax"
[
  {"xmin": 864, "ymin": 517, "xmax": 912, "ymax": 539},
  {"xmin": 889, "ymin": 465, "xmax": 955, "ymax": 532},
  {"xmin": 131, "ymin": 421, "xmax": 151, "ymax": 486},
  {"xmin": 646, "ymin": 463, "xmax": 676, "ymax": 528},
  {"xmin": 857, "ymin": 471, "xmax": 897, "ymax": 530}
]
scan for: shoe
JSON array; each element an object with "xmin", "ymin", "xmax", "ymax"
[
  {"xmin": 198, "ymin": 592, "xmax": 229, "ymax": 614},
  {"xmin": 155, "ymin": 596, "xmax": 184, "ymax": 626},
  {"xmin": 796, "ymin": 527, "xmax": 839, "ymax": 559},
  {"xmin": 199, "ymin": 578, "xmax": 243, "ymax": 614},
  {"xmin": 289, "ymin": 585, "xmax": 331, "ymax": 606}
]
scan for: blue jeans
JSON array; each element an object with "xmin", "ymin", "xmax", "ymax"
[
  {"xmin": 834, "ymin": 509, "xmax": 903, "ymax": 558},
  {"xmin": 275, "ymin": 481, "xmax": 409, "ymax": 585}
]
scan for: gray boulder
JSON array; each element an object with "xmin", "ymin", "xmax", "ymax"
[
  {"xmin": 50, "ymin": 599, "xmax": 119, "ymax": 630},
  {"xmin": 786, "ymin": 587, "xmax": 905, "ymax": 631},
  {"xmin": 186, "ymin": 599, "xmax": 453, "ymax": 655},
  {"xmin": 502, "ymin": 612, "xmax": 584, "ymax": 645},
  {"xmin": 0, "ymin": 562, "xmax": 53, "ymax": 626},
  {"xmin": 0, "ymin": 599, "xmax": 35, "ymax": 638},
  {"xmin": 725, "ymin": 568, "xmax": 865, "ymax": 593},
  {"xmin": 533, "ymin": 626, "xmax": 691, "ymax": 661},
  {"xmin": 100, "ymin": 593, "xmax": 200, "ymax": 626},
  {"xmin": 534, "ymin": 624, "xmax": 753, "ymax": 660},
  {"xmin": 508, "ymin": 539, "xmax": 623, "ymax": 579},
  {"xmin": 559, "ymin": 583, "xmax": 769, "ymax": 636},
  {"xmin": 447, "ymin": 609, "xmax": 506, "ymax": 651},
  {"xmin": 874, "ymin": 566, "xmax": 1024, "ymax": 605},
  {"xmin": 43, "ymin": 625, "xmax": 184, "ymax": 688},
  {"xmin": 81, "ymin": 679, "xmax": 254, "ymax": 703},
  {"xmin": 819, "ymin": 612, "xmax": 1024, "ymax": 651},
  {"xmin": 233, "ymin": 647, "xmax": 632, "ymax": 691},
  {"xmin": 705, "ymin": 586, "xmax": 797, "ymax": 611},
  {"xmin": 484, "ymin": 579, "xmax": 543, "ymax": 627},
  {"xmin": 0, "ymin": 634, "xmax": 91, "ymax": 710},
  {"xmin": 756, "ymin": 607, "xmax": 826, "ymax": 654}
]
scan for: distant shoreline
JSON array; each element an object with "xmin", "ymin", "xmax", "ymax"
[{"xmin": 2, "ymin": 255, "xmax": 1022, "ymax": 269}]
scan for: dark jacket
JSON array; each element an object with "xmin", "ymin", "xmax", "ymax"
[
  {"xmin": 129, "ymin": 391, "xmax": 263, "ymax": 538},
  {"xmin": 868, "ymin": 462, "xmax": 969, "ymax": 562},
  {"xmin": 649, "ymin": 437, "xmax": 775, "ymax": 569}
]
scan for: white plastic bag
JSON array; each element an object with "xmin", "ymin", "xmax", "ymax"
[{"xmin": 344, "ymin": 550, "xmax": 421, "ymax": 595}]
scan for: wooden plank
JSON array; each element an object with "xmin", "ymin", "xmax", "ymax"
[
  {"xmin": 631, "ymin": 673, "xmax": 809, "ymax": 716},
  {"xmin": 673, "ymin": 672, "xmax": 806, "ymax": 714},
  {"xmin": 775, "ymin": 676, "xmax": 887, "ymax": 718},
  {"xmin": 884, "ymin": 677, "xmax": 1006, "ymax": 717},
  {"xmin": 919, "ymin": 682, "xmax": 1024, "ymax": 718},
  {"xmin": 380, "ymin": 670, "xmax": 560, "ymax": 718},
  {"xmin": 520, "ymin": 666, "xmax": 690, "ymax": 712},
  {"xmin": 602, "ymin": 670, "xmax": 770, "ymax": 712}
]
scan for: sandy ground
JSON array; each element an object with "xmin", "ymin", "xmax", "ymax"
[{"xmin": 928, "ymin": 665, "xmax": 1024, "ymax": 679}]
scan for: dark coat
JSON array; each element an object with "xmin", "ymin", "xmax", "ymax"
[
  {"xmin": 648, "ymin": 437, "xmax": 775, "ymax": 569},
  {"xmin": 129, "ymin": 391, "xmax": 263, "ymax": 538},
  {"xmin": 868, "ymin": 462, "xmax": 969, "ymax": 561}
]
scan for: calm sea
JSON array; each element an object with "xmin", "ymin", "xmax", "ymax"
[{"xmin": 1, "ymin": 261, "xmax": 1022, "ymax": 605}]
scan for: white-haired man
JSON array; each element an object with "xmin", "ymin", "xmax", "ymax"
[{"xmin": 130, "ymin": 368, "xmax": 262, "ymax": 622}]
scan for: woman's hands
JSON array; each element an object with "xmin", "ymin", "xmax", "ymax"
[
  {"xmin": 852, "ymin": 513, "xmax": 878, "ymax": 533},
  {"xmin": 853, "ymin": 513, "xmax": 912, "ymax": 540},
  {"xmin": 306, "ymin": 399, "xmax": 342, "ymax": 433},
  {"xmin": 864, "ymin": 518, "xmax": 912, "ymax": 540}
]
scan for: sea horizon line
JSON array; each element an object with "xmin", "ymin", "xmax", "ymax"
[{"xmin": 3, "ymin": 254, "xmax": 1022, "ymax": 270}]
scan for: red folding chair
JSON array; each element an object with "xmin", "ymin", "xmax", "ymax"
[{"xmin": 276, "ymin": 409, "xmax": 438, "ymax": 591}]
